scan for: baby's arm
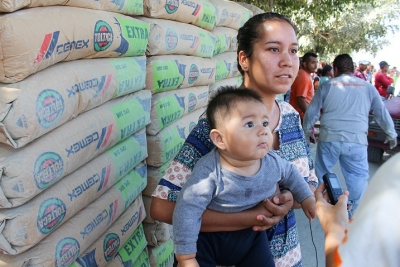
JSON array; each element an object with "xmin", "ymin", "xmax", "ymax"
[
  {"xmin": 173, "ymin": 161, "xmax": 216, "ymax": 266},
  {"xmin": 176, "ymin": 254, "xmax": 199, "ymax": 267},
  {"xmin": 301, "ymin": 195, "xmax": 316, "ymax": 220}
]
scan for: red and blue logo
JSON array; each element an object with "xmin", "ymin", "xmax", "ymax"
[
  {"xmin": 192, "ymin": 4, "xmax": 201, "ymax": 16},
  {"xmin": 107, "ymin": 200, "xmax": 119, "ymax": 226},
  {"xmin": 34, "ymin": 31, "xmax": 60, "ymax": 63}
]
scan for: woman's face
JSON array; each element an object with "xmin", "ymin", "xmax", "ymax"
[{"xmin": 239, "ymin": 20, "xmax": 299, "ymax": 96}]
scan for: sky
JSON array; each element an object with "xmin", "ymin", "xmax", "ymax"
[{"xmin": 352, "ymin": 28, "xmax": 400, "ymax": 69}]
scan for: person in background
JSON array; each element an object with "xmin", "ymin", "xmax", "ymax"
[
  {"xmin": 319, "ymin": 64, "xmax": 334, "ymax": 85},
  {"xmin": 290, "ymin": 52, "xmax": 318, "ymax": 120},
  {"xmin": 316, "ymin": 152, "xmax": 400, "ymax": 267},
  {"xmin": 303, "ymin": 53, "xmax": 397, "ymax": 214},
  {"xmin": 313, "ymin": 68, "xmax": 323, "ymax": 90},
  {"xmin": 151, "ymin": 12, "xmax": 319, "ymax": 267},
  {"xmin": 374, "ymin": 60, "xmax": 394, "ymax": 101},
  {"xmin": 173, "ymin": 87, "xmax": 316, "ymax": 267},
  {"xmin": 366, "ymin": 63, "xmax": 374, "ymax": 84},
  {"xmin": 354, "ymin": 60, "xmax": 369, "ymax": 81}
]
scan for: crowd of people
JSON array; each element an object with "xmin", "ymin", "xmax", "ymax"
[{"xmin": 148, "ymin": 12, "xmax": 399, "ymax": 267}]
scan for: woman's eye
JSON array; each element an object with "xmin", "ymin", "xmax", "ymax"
[
  {"xmin": 263, "ymin": 121, "xmax": 269, "ymax": 127},
  {"xmin": 245, "ymin": 122, "xmax": 254, "ymax": 128},
  {"xmin": 290, "ymin": 48, "xmax": 298, "ymax": 54},
  {"xmin": 268, "ymin": 47, "xmax": 279, "ymax": 52}
]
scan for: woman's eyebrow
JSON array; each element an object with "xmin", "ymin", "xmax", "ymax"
[{"xmin": 264, "ymin": 40, "xmax": 299, "ymax": 46}]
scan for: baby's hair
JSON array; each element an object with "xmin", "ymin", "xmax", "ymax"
[{"xmin": 207, "ymin": 86, "xmax": 264, "ymax": 130}]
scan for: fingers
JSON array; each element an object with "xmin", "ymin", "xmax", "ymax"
[
  {"xmin": 314, "ymin": 183, "xmax": 326, "ymax": 201},
  {"xmin": 272, "ymin": 190, "xmax": 294, "ymax": 205},
  {"xmin": 252, "ymin": 215, "xmax": 281, "ymax": 231},
  {"xmin": 263, "ymin": 199, "xmax": 288, "ymax": 216}
]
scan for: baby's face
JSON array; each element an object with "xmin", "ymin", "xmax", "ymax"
[{"xmin": 219, "ymin": 101, "xmax": 273, "ymax": 160}]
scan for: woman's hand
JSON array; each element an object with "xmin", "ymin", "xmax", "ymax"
[{"xmin": 252, "ymin": 189, "xmax": 294, "ymax": 231}]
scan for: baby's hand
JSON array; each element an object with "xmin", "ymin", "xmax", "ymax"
[{"xmin": 301, "ymin": 196, "xmax": 316, "ymax": 220}]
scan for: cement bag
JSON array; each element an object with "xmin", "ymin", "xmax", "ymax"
[
  {"xmin": 107, "ymin": 247, "xmax": 150, "ymax": 267},
  {"xmin": 147, "ymin": 86, "xmax": 209, "ymax": 135},
  {"xmin": 143, "ymin": 222, "xmax": 173, "ymax": 247},
  {"xmin": 143, "ymin": 0, "xmax": 216, "ymax": 31},
  {"xmin": 0, "ymin": 162, "xmax": 147, "ymax": 256},
  {"xmin": 71, "ymin": 213, "xmax": 147, "ymax": 267},
  {"xmin": 0, "ymin": 195, "xmax": 146, "ymax": 267},
  {"xmin": 236, "ymin": 2, "xmax": 265, "ymax": 15},
  {"xmin": 132, "ymin": 249, "xmax": 151, "ymax": 267},
  {"xmin": 212, "ymin": 27, "xmax": 238, "ymax": 55},
  {"xmin": 137, "ymin": 17, "xmax": 216, "ymax": 58},
  {"xmin": 148, "ymin": 239, "xmax": 174, "ymax": 267},
  {"xmin": 0, "ymin": 56, "xmax": 146, "ymax": 148},
  {"xmin": 0, "ymin": 90, "xmax": 151, "ymax": 208},
  {"xmin": 213, "ymin": 52, "xmax": 239, "ymax": 82},
  {"xmin": 0, "ymin": 184, "xmax": 145, "ymax": 265},
  {"xmin": 209, "ymin": 76, "xmax": 243, "ymax": 92},
  {"xmin": 142, "ymin": 195, "xmax": 156, "ymax": 224},
  {"xmin": 146, "ymin": 108, "xmax": 205, "ymax": 167},
  {"xmin": 209, "ymin": 0, "xmax": 253, "ymax": 30},
  {"xmin": 0, "ymin": 149, "xmax": 146, "ymax": 256},
  {"xmin": 0, "ymin": 6, "xmax": 149, "ymax": 83},
  {"xmin": 0, "ymin": 0, "xmax": 144, "ymax": 14},
  {"xmin": 143, "ymin": 161, "xmax": 172, "ymax": 197},
  {"xmin": 146, "ymin": 55, "xmax": 216, "ymax": 93}
]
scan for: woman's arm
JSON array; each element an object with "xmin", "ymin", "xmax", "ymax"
[{"xmin": 151, "ymin": 190, "xmax": 294, "ymax": 232}]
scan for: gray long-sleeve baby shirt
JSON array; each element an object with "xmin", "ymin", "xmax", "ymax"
[{"xmin": 172, "ymin": 148, "xmax": 312, "ymax": 255}]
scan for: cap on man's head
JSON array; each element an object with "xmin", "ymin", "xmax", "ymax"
[
  {"xmin": 359, "ymin": 60, "xmax": 370, "ymax": 65},
  {"xmin": 379, "ymin": 61, "xmax": 390, "ymax": 68}
]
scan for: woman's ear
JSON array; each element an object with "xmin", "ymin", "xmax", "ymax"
[
  {"xmin": 238, "ymin": 50, "xmax": 248, "ymax": 72},
  {"xmin": 210, "ymin": 129, "xmax": 226, "ymax": 150}
]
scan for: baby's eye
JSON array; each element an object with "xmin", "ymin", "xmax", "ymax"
[
  {"xmin": 245, "ymin": 122, "xmax": 254, "ymax": 128},
  {"xmin": 263, "ymin": 121, "xmax": 269, "ymax": 127}
]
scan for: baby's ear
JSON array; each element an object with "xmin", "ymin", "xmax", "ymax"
[{"xmin": 210, "ymin": 129, "xmax": 226, "ymax": 150}]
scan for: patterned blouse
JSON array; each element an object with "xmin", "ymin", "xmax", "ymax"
[{"xmin": 152, "ymin": 99, "xmax": 318, "ymax": 267}]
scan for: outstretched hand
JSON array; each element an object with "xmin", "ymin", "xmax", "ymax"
[{"xmin": 315, "ymin": 183, "xmax": 349, "ymax": 236}]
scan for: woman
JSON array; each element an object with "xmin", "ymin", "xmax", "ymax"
[
  {"xmin": 151, "ymin": 13, "xmax": 318, "ymax": 266},
  {"xmin": 319, "ymin": 64, "xmax": 334, "ymax": 85}
]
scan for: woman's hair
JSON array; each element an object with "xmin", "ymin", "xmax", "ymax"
[
  {"xmin": 322, "ymin": 64, "xmax": 333, "ymax": 76},
  {"xmin": 237, "ymin": 12, "xmax": 297, "ymax": 75},
  {"xmin": 332, "ymin": 54, "xmax": 354, "ymax": 74}
]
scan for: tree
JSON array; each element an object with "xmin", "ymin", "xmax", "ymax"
[{"xmin": 235, "ymin": 0, "xmax": 400, "ymax": 62}]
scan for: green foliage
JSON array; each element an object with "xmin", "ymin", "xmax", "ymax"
[{"xmin": 234, "ymin": 0, "xmax": 400, "ymax": 62}]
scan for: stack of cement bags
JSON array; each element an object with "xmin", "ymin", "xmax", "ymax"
[
  {"xmin": 0, "ymin": 2, "xmax": 153, "ymax": 266},
  {"xmin": 138, "ymin": 0, "xmax": 253, "ymax": 266}
]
